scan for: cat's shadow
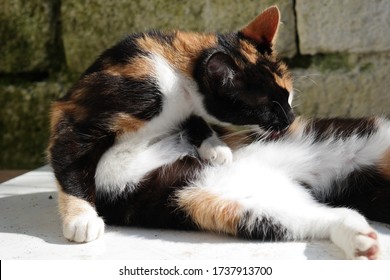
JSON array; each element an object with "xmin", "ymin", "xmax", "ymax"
[
  {"xmin": 0, "ymin": 191, "xmax": 69, "ymax": 245},
  {"xmin": 1, "ymin": 191, "xmax": 388, "ymax": 259},
  {"xmin": 116, "ymin": 226, "xmax": 347, "ymax": 259}
]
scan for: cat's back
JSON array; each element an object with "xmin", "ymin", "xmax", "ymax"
[{"xmin": 82, "ymin": 30, "xmax": 218, "ymax": 79}]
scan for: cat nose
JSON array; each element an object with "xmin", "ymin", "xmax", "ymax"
[
  {"xmin": 286, "ymin": 109, "xmax": 295, "ymax": 124},
  {"xmin": 272, "ymin": 101, "xmax": 295, "ymax": 126}
]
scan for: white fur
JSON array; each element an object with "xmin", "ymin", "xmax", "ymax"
[
  {"xmin": 230, "ymin": 119, "xmax": 390, "ymax": 200},
  {"xmin": 288, "ymin": 90, "xmax": 294, "ymax": 106}
]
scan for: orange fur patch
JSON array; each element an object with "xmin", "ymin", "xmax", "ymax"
[
  {"xmin": 50, "ymin": 101, "xmax": 88, "ymax": 126},
  {"xmin": 57, "ymin": 186, "xmax": 97, "ymax": 224},
  {"xmin": 48, "ymin": 101, "xmax": 88, "ymax": 154},
  {"xmin": 378, "ymin": 148, "xmax": 390, "ymax": 180},
  {"xmin": 175, "ymin": 187, "xmax": 242, "ymax": 235},
  {"xmin": 110, "ymin": 112, "xmax": 145, "ymax": 135},
  {"xmin": 136, "ymin": 32, "xmax": 217, "ymax": 77},
  {"xmin": 274, "ymin": 69, "xmax": 293, "ymax": 93},
  {"xmin": 104, "ymin": 56, "xmax": 153, "ymax": 79},
  {"xmin": 239, "ymin": 40, "xmax": 259, "ymax": 64},
  {"xmin": 286, "ymin": 117, "xmax": 307, "ymax": 136}
]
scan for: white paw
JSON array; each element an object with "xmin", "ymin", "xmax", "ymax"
[
  {"xmin": 353, "ymin": 231, "xmax": 379, "ymax": 260},
  {"xmin": 63, "ymin": 213, "xmax": 105, "ymax": 243},
  {"xmin": 331, "ymin": 211, "xmax": 380, "ymax": 260},
  {"xmin": 198, "ymin": 140, "xmax": 233, "ymax": 165}
]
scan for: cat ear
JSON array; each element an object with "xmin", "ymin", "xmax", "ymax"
[
  {"xmin": 240, "ymin": 6, "xmax": 280, "ymax": 45},
  {"xmin": 206, "ymin": 52, "xmax": 239, "ymax": 87}
]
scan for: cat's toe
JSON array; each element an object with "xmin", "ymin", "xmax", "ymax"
[
  {"xmin": 353, "ymin": 231, "xmax": 380, "ymax": 260},
  {"xmin": 63, "ymin": 214, "xmax": 105, "ymax": 243}
]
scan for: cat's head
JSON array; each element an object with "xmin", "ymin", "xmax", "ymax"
[{"xmin": 196, "ymin": 6, "xmax": 294, "ymax": 133}]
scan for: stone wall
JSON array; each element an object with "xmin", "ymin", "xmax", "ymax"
[{"xmin": 1, "ymin": 0, "xmax": 389, "ymax": 169}]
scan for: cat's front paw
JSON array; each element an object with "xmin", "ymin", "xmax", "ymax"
[
  {"xmin": 63, "ymin": 213, "xmax": 105, "ymax": 243},
  {"xmin": 198, "ymin": 139, "xmax": 233, "ymax": 165}
]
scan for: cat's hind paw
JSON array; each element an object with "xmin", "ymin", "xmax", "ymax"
[
  {"xmin": 354, "ymin": 231, "xmax": 380, "ymax": 260},
  {"xmin": 198, "ymin": 139, "xmax": 233, "ymax": 165},
  {"xmin": 63, "ymin": 214, "xmax": 105, "ymax": 243},
  {"xmin": 330, "ymin": 209, "xmax": 381, "ymax": 260}
]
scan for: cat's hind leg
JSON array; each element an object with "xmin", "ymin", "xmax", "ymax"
[
  {"xmin": 176, "ymin": 164, "xmax": 380, "ymax": 259},
  {"xmin": 329, "ymin": 208, "xmax": 379, "ymax": 260}
]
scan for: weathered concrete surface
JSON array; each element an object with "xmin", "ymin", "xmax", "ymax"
[
  {"xmin": 0, "ymin": 82, "xmax": 69, "ymax": 169},
  {"xmin": 0, "ymin": 0, "xmax": 55, "ymax": 73},
  {"xmin": 296, "ymin": 0, "xmax": 390, "ymax": 54},
  {"xmin": 62, "ymin": 0, "xmax": 296, "ymax": 73},
  {"xmin": 292, "ymin": 52, "xmax": 390, "ymax": 117}
]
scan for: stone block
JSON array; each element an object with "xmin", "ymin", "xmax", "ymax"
[
  {"xmin": 291, "ymin": 52, "xmax": 390, "ymax": 117},
  {"xmin": 62, "ymin": 0, "xmax": 296, "ymax": 74},
  {"xmin": 0, "ymin": 81, "xmax": 70, "ymax": 169},
  {"xmin": 296, "ymin": 0, "xmax": 390, "ymax": 54},
  {"xmin": 0, "ymin": 0, "xmax": 55, "ymax": 73}
]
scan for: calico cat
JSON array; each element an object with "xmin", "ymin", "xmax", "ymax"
[
  {"xmin": 49, "ymin": 5, "xmax": 390, "ymax": 260},
  {"xmin": 49, "ymin": 7, "xmax": 293, "ymax": 243},
  {"xmin": 96, "ymin": 116, "xmax": 390, "ymax": 260}
]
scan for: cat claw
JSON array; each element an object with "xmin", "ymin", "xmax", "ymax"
[{"xmin": 63, "ymin": 213, "xmax": 105, "ymax": 243}]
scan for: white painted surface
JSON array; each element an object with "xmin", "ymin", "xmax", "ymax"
[{"xmin": 0, "ymin": 166, "xmax": 389, "ymax": 260}]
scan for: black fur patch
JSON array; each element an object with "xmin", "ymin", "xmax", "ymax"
[
  {"xmin": 319, "ymin": 168, "xmax": 390, "ymax": 224},
  {"xmin": 83, "ymin": 33, "xmax": 147, "ymax": 75},
  {"xmin": 237, "ymin": 211, "xmax": 289, "ymax": 241},
  {"xmin": 70, "ymin": 73, "xmax": 163, "ymax": 121},
  {"xmin": 180, "ymin": 115, "xmax": 213, "ymax": 148},
  {"xmin": 50, "ymin": 115, "xmax": 115, "ymax": 202},
  {"xmin": 307, "ymin": 118, "xmax": 378, "ymax": 141}
]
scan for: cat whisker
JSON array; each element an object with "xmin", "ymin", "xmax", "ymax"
[
  {"xmin": 293, "ymin": 73, "xmax": 323, "ymax": 78},
  {"xmin": 294, "ymin": 75, "xmax": 320, "ymax": 87},
  {"xmin": 292, "ymin": 87, "xmax": 302, "ymax": 94},
  {"xmin": 219, "ymin": 128, "xmax": 259, "ymax": 140}
]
